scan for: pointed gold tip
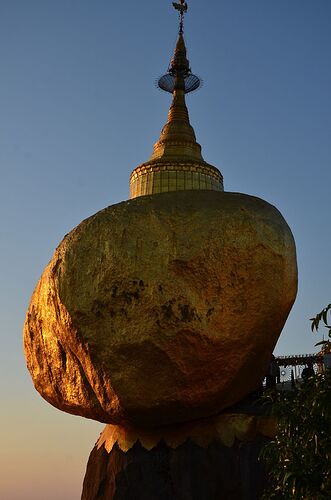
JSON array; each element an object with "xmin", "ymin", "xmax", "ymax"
[{"xmin": 170, "ymin": 33, "xmax": 190, "ymax": 75}]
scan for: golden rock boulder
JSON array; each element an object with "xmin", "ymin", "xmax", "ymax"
[{"xmin": 24, "ymin": 190, "xmax": 297, "ymax": 426}]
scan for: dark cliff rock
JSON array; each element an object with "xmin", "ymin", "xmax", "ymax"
[{"xmin": 82, "ymin": 437, "xmax": 269, "ymax": 500}]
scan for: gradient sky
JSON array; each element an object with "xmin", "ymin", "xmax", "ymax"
[{"xmin": 1, "ymin": 1, "xmax": 330, "ymax": 498}]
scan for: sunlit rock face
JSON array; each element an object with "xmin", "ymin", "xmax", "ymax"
[{"xmin": 24, "ymin": 190, "xmax": 297, "ymax": 427}]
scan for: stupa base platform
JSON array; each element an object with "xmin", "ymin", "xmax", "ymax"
[{"xmin": 82, "ymin": 412, "xmax": 274, "ymax": 500}]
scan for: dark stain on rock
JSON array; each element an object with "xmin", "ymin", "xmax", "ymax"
[
  {"xmin": 109, "ymin": 280, "xmax": 146, "ymax": 305},
  {"xmin": 123, "ymin": 288, "xmax": 141, "ymax": 303},
  {"xmin": 178, "ymin": 304, "xmax": 198, "ymax": 322},
  {"xmin": 207, "ymin": 308, "xmax": 214, "ymax": 318},
  {"xmin": 120, "ymin": 307, "xmax": 128, "ymax": 318},
  {"xmin": 58, "ymin": 342, "xmax": 67, "ymax": 370},
  {"xmin": 92, "ymin": 300, "xmax": 105, "ymax": 317},
  {"xmin": 123, "ymin": 292, "xmax": 133, "ymax": 304},
  {"xmin": 162, "ymin": 302, "xmax": 174, "ymax": 319}
]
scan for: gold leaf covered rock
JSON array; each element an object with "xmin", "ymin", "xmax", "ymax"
[{"xmin": 24, "ymin": 190, "xmax": 297, "ymax": 427}]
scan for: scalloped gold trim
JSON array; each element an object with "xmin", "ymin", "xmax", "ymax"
[
  {"xmin": 130, "ymin": 161, "xmax": 222, "ymax": 182},
  {"xmin": 97, "ymin": 413, "xmax": 276, "ymax": 453}
]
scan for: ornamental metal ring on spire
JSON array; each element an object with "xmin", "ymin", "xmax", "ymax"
[{"xmin": 157, "ymin": 1, "xmax": 202, "ymax": 94}]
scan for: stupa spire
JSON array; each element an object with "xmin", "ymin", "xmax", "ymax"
[
  {"xmin": 150, "ymin": 1, "xmax": 202, "ymax": 163},
  {"xmin": 150, "ymin": 28, "xmax": 202, "ymax": 163},
  {"xmin": 129, "ymin": 1, "xmax": 223, "ymax": 199}
]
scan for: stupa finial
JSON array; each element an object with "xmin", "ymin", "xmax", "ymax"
[
  {"xmin": 172, "ymin": 1, "xmax": 188, "ymax": 35},
  {"xmin": 158, "ymin": 1, "xmax": 200, "ymax": 94}
]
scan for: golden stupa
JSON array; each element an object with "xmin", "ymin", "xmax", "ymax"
[
  {"xmin": 130, "ymin": 27, "xmax": 223, "ymax": 198},
  {"xmin": 24, "ymin": 3, "xmax": 297, "ymax": 428}
]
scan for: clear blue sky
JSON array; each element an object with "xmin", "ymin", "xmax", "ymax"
[{"xmin": 1, "ymin": 1, "xmax": 330, "ymax": 498}]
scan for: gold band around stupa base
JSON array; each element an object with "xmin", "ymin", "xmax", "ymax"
[
  {"xmin": 130, "ymin": 161, "xmax": 224, "ymax": 199},
  {"xmin": 96, "ymin": 413, "xmax": 276, "ymax": 453}
]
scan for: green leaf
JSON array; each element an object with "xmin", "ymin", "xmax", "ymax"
[
  {"xmin": 323, "ymin": 309, "xmax": 329, "ymax": 325},
  {"xmin": 283, "ymin": 471, "xmax": 293, "ymax": 485},
  {"xmin": 315, "ymin": 341, "xmax": 328, "ymax": 347}
]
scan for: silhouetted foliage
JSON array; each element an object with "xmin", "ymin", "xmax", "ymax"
[
  {"xmin": 261, "ymin": 304, "xmax": 331, "ymax": 499},
  {"xmin": 311, "ymin": 304, "xmax": 331, "ymax": 352}
]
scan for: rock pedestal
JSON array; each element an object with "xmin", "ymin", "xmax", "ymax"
[
  {"xmin": 82, "ymin": 438, "xmax": 269, "ymax": 500},
  {"xmin": 82, "ymin": 409, "xmax": 274, "ymax": 500}
]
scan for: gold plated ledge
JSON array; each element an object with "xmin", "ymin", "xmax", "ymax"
[
  {"xmin": 97, "ymin": 413, "xmax": 277, "ymax": 453},
  {"xmin": 130, "ymin": 161, "xmax": 223, "ymax": 198}
]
